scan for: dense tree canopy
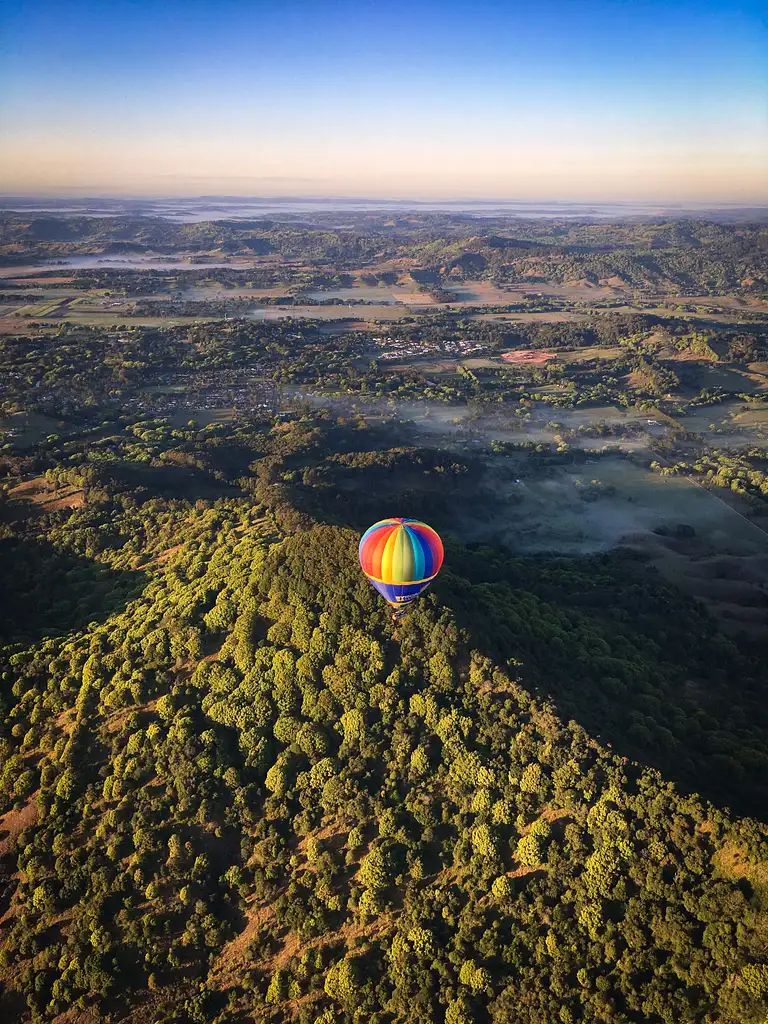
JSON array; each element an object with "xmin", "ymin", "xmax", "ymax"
[{"xmin": 0, "ymin": 409, "xmax": 767, "ymax": 1024}]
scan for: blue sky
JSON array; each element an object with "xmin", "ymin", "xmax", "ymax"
[{"xmin": 1, "ymin": 0, "xmax": 766, "ymax": 198}]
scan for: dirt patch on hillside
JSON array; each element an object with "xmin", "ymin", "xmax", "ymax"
[
  {"xmin": 0, "ymin": 797, "xmax": 38, "ymax": 857},
  {"xmin": 713, "ymin": 842, "xmax": 768, "ymax": 891},
  {"xmin": 209, "ymin": 901, "xmax": 275, "ymax": 989},
  {"xmin": 154, "ymin": 543, "xmax": 185, "ymax": 564},
  {"xmin": 297, "ymin": 818, "xmax": 349, "ymax": 852},
  {"xmin": 507, "ymin": 863, "xmax": 541, "ymax": 879},
  {"xmin": 268, "ymin": 914, "xmax": 393, "ymax": 974},
  {"xmin": 9, "ymin": 477, "xmax": 85, "ymax": 512}
]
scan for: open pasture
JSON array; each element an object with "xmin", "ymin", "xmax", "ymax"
[
  {"xmin": 391, "ymin": 289, "xmax": 436, "ymax": 306},
  {"xmin": 0, "ymin": 412, "xmax": 69, "ymax": 447},
  {"xmin": 381, "ymin": 358, "xmax": 459, "ymax": 373},
  {"xmin": 301, "ymin": 285, "xmax": 398, "ymax": 303},
  {"xmin": 61, "ymin": 312, "xmax": 218, "ymax": 327},
  {"xmin": 460, "ymin": 357, "xmax": 504, "ymax": 369},
  {"xmin": 501, "ymin": 348, "xmax": 556, "ymax": 364},
  {"xmin": 180, "ymin": 284, "xmax": 291, "ymax": 300},
  {"xmin": 448, "ymin": 281, "xmax": 521, "ymax": 304},
  {"xmin": 249, "ymin": 304, "xmax": 405, "ymax": 321},
  {"xmin": 462, "ymin": 451, "xmax": 768, "ymax": 636},
  {"xmin": 472, "ymin": 310, "xmax": 592, "ymax": 324},
  {"xmin": 521, "ymin": 280, "xmax": 627, "ymax": 301},
  {"xmin": 4, "ymin": 276, "xmax": 76, "ymax": 286},
  {"xmin": 678, "ymin": 293, "xmax": 768, "ymax": 314},
  {"xmin": 729, "ymin": 406, "xmax": 768, "ymax": 428},
  {"xmin": 673, "ymin": 361, "xmax": 768, "ymax": 393},
  {"xmin": 8, "ymin": 476, "xmax": 85, "ymax": 513},
  {"xmin": 462, "ymin": 453, "xmax": 764, "ymax": 554},
  {"xmin": 555, "ymin": 346, "xmax": 624, "ymax": 364},
  {"xmin": 167, "ymin": 408, "xmax": 235, "ymax": 428},
  {"xmin": 611, "ymin": 302, "xmax": 766, "ymax": 324}
]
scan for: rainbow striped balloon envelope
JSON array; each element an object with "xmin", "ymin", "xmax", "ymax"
[{"xmin": 358, "ymin": 518, "xmax": 444, "ymax": 610}]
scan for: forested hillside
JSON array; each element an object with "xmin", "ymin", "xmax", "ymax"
[
  {"xmin": 1, "ymin": 411, "xmax": 768, "ymax": 1024},
  {"xmin": 2, "ymin": 214, "xmax": 767, "ymax": 294}
]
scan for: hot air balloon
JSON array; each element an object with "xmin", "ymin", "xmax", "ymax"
[{"xmin": 358, "ymin": 518, "xmax": 444, "ymax": 616}]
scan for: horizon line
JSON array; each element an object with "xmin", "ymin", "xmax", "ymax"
[{"xmin": 1, "ymin": 192, "xmax": 768, "ymax": 208}]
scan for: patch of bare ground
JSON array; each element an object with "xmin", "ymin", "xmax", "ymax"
[
  {"xmin": 626, "ymin": 368, "xmax": 655, "ymax": 391},
  {"xmin": 103, "ymin": 700, "xmax": 158, "ymax": 734},
  {"xmin": 56, "ymin": 708, "xmax": 74, "ymax": 730},
  {"xmin": 201, "ymin": 647, "xmax": 225, "ymax": 663},
  {"xmin": 0, "ymin": 796, "xmax": 37, "ymax": 857},
  {"xmin": 210, "ymin": 901, "xmax": 275, "ymax": 988},
  {"xmin": 269, "ymin": 913, "xmax": 394, "ymax": 975},
  {"xmin": 471, "ymin": 311, "xmax": 590, "ymax": 324},
  {"xmin": 275, "ymin": 991, "xmax": 325, "ymax": 1020},
  {"xmin": 713, "ymin": 842, "xmax": 768, "ymax": 891},
  {"xmin": 540, "ymin": 806, "xmax": 572, "ymax": 824},
  {"xmin": 153, "ymin": 543, "xmax": 185, "ymax": 564},
  {"xmin": 212, "ymin": 896, "xmax": 393, "ymax": 997},
  {"xmin": 507, "ymin": 863, "xmax": 541, "ymax": 879},
  {"xmin": 9, "ymin": 477, "xmax": 85, "ymax": 512},
  {"xmin": 391, "ymin": 290, "xmax": 435, "ymax": 306},
  {"xmin": 51, "ymin": 1005, "xmax": 102, "ymax": 1024},
  {"xmin": 297, "ymin": 818, "xmax": 349, "ymax": 853}
]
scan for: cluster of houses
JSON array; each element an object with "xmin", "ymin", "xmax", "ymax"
[
  {"xmin": 136, "ymin": 368, "xmax": 278, "ymax": 419},
  {"xmin": 374, "ymin": 335, "xmax": 487, "ymax": 363}
]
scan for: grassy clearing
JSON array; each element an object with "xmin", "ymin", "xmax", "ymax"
[
  {"xmin": 730, "ymin": 406, "xmax": 768, "ymax": 427},
  {"xmin": 675, "ymin": 363, "xmax": 768, "ymax": 393},
  {"xmin": 9, "ymin": 476, "xmax": 85, "ymax": 512},
  {"xmin": 62, "ymin": 313, "xmax": 218, "ymax": 326},
  {"xmin": 167, "ymin": 408, "xmax": 235, "ymax": 428},
  {"xmin": 556, "ymin": 346, "xmax": 623, "ymax": 364},
  {"xmin": 713, "ymin": 842, "xmax": 768, "ymax": 899},
  {"xmin": 471, "ymin": 311, "xmax": 592, "ymax": 324},
  {"xmin": 1, "ymin": 412, "xmax": 68, "ymax": 446},
  {"xmin": 450, "ymin": 281, "xmax": 519, "ymax": 304}
]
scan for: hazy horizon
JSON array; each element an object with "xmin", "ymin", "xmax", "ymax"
[
  {"xmin": 2, "ymin": 0, "xmax": 767, "ymax": 201},
  {"xmin": 2, "ymin": 190, "xmax": 768, "ymax": 210}
]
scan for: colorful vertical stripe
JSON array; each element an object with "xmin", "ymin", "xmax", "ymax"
[{"xmin": 359, "ymin": 518, "xmax": 444, "ymax": 608}]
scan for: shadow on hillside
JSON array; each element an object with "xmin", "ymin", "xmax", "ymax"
[
  {"xmin": 262, "ymin": 450, "xmax": 768, "ymax": 818},
  {"xmin": 438, "ymin": 543, "xmax": 768, "ymax": 820},
  {"xmin": 0, "ymin": 535, "xmax": 146, "ymax": 647},
  {"xmin": 263, "ymin": 453, "xmax": 505, "ymax": 542},
  {"xmin": 106, "ymin": 462, "xmax": 243, "ymax": 502}
]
